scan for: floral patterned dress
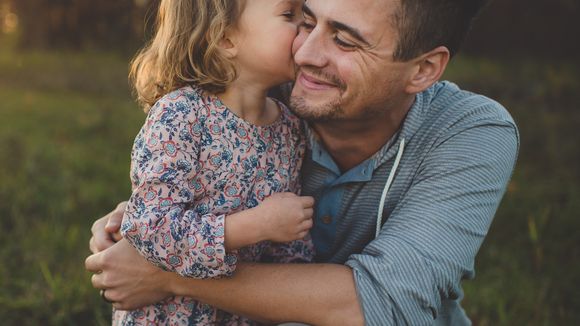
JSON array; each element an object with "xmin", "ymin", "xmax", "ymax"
[{"xmin": 114, "ymin": 85, "xmax": 313, "ymax": 325}]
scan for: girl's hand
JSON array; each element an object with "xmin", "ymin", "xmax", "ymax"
[{"xmin": 256, "ymin": 192, "xmax": 314, "ymax": 243}]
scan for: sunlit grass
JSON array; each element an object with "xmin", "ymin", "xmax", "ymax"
[{"xmin": 0, "ymin": 49, "xmax": 144, "ymax": 325}]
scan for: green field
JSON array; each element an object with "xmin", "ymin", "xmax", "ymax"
[{"xmin": 0, "ymin": 44, "xmax": 578, "ymax": 325}]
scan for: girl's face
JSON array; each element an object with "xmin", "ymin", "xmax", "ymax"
[{"xmin": 230, "ymin": 0, "xmax": 304, "ymax": 88}]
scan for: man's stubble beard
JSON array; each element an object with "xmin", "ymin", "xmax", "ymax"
[
  {"xmin": 289, "ymin": 66, "xmax": 350, "ymax": 123},
  {"xmin": 288, "ymin": 67, "xmax": 396, "ymax": 123},
  {"xmin": 288, "ymin": 95, "xmax": 345, "ymax": 123},
  {"xmin": 289, "ymin": 94, "xmax": 392, "ymax": 123}
]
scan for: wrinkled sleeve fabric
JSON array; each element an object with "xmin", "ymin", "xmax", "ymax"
[
  {"xmin": 121, "ymin": 95, "xmax": 237, "ymax": 279},
  {"xmin": 260, "ymin": 234, "xmax": 315, "ymax": 264},
  {"xmin": 346, "ymin": 115, "xmax": 519, "ymax": 325}
]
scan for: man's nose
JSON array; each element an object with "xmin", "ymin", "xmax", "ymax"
[{"xmin": 293, "ymin": 28, "xmax": 328, "ymax": 68}]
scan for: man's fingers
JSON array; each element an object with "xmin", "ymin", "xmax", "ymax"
[
  {"xmin": 91, "ymin": 216, "xmax": 107, "ymax": 234},
  {"xmin": 300, "ymin": 196, "xmax": 315, "ymax": 208},
  {"xmin": 99, "ymin": 238, "xmax": 116, "ymax": 253},
  {"xmin": 103, "ymin": 287, "xmax": 124, "ymax": 304},
  {"xmin": 104, "ymin": 219, "xmax": 121, "ymax": 233},
  {"xmin": 112, "ymin": 299, "xmax": 132, "ymax": 311},
  {"xmin": 89, "ymin": 236, "xmax": 95, "ymax": 253},
  {"xmin": 111, "ymin": 231, "xmax": 123, "ymax": 242},
  {"xmin": 105, "ymin": 201, "xmax": 127, "ymax": 233},
  {"xmin": 116, "ymin": 201, "xmax": 128, "ymax": 211},
  {"xmin": 102, "ymin": 288, "xmax": 114, "ymax": 302},
  {"xmin": 88, "ymin": 201, "xmax": 128, "ymax": 254},
  {"xmin": 90, "ymin": 215, "xmax": 115, "ymax": 251},
  {"xmin": 89, "ymin": 237, "xmax": 98, "ymax": 254},
  {"xmin": 91, "ymin": 272, "xmax": 104, "ymax": 289},
  {"xmin": 90, "ymin": 235, "xmax": 115, "ymax": 254},
  {"xmin": 85, "ymin": 252, "xmax": 104, "ymax": 273}
]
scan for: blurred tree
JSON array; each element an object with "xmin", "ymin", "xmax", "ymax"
[
  {"xmin": 0, "ymin": 0, "xmax": 17, "ymax": 35},
  {"xmin": 7, "ymin": 0, "xmax": 580, "ymax": 59},
  {"xmin": 13, "ymin": 0, "xmax": 158, "ymax": 50},
  {"xmin": 464, "ymin": 0, "xmax": 580, "ymax": 59}
]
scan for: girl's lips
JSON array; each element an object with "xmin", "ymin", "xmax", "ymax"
[{"xmin": 297, "ymin": 72, "xmax": 337, "ymax": 91}]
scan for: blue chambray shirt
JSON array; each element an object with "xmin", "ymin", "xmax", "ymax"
[{"xmin": 307, "ymin": 129, "xmax": 395, "ymax": 260}]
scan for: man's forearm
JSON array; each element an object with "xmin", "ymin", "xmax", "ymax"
[{"xmin": 169, "ymin": 262, "xmax": 365, "ymax": 325}]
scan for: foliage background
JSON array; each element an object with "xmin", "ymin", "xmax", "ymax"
[{"xmin": 1, "ymin": 0, "xmax": 579, "ymax": 325}]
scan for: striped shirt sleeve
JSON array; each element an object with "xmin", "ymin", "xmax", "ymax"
[{"xmin": 345, "ymin": 116, "xmax": 519, "ymax": 325}]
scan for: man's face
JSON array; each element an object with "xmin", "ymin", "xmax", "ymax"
[{"xmin": 290, "ymin": 0, "xmax": 414, "ymax": 122}]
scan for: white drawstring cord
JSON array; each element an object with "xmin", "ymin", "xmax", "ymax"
[{"xmin": 375, "ymin": 138, "xmax": 406, "ymax": 238}]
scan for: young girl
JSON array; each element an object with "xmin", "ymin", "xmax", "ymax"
[{"xmin": 116, "ymin": 0, "xmax": 313, "ymax": 325}]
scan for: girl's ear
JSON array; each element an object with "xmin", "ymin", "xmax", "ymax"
[
  {"xmin": 219, "ymin": 29, "xmax": 238, "ymax": 59},
  {"xmin": 405, "ymin": 46, "xmax": 450, "ymax": 94}
]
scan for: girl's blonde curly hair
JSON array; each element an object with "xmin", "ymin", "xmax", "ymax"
[{"xmin": 130, "ymin": 0, "xmax": 243, "ymax": 112}]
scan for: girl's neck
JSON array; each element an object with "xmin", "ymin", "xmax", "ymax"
[{"xmin": 217, "ymin": 81, "xmax": 280, "ymax": 126}]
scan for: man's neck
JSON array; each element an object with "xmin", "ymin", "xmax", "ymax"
[{"xmin": 312, "ymin": 98, "xmax": 414, "ymax": 172}]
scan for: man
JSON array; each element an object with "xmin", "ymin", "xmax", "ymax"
[{"xmin": 86, "ymin": 0, "xmax": 518, "ymax": 324}]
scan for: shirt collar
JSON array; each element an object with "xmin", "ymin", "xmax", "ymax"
[{"xmin": 304, "ymin": 82, "xmax": 439, "ymax": 181}]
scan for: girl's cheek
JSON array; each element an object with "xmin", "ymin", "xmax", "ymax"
[{"xmin": 292, "ymin": 30, "xmax": 308, "ymax": 56}]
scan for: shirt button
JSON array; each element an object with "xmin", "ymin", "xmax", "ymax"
[{"xmin": 321, "ymin": 215, "xmax": 333, "ymax": 224}]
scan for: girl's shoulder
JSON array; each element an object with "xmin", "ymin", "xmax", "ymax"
[
  {"xmin": 154, "ymin": 85, "xmax": 207, "ymax": 110},
  {"xmin": 271, "ymin": 97, "xmax": 302, "ymax": 130},
  {"xmin": 149, "ymin": 85, "xmax": 215, "ymax": 122}
]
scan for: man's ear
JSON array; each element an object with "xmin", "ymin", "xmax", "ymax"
[{"xmin": 405, "ymin": 46, "xmax": 450, "ymax": 94}]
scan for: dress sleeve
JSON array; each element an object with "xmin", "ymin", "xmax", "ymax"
[
  {"xmin": 345, "ymin": 119, "xmax": 519, "ymax": 324},
  {"xmin": 260, "ymin": 234, "xmax": 315, "ymax": 264},
  {"xmin": 121, "ymin": 94, "xmax": 237, "ymax": 279}
]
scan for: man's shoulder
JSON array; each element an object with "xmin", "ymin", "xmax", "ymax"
[{"xmin": 425, "ymin": 81, "xmax": 517, "ymax": 131}]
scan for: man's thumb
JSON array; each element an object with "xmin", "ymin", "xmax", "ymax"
[{"xmin": 105, "ymin": 216, "xmax": 122, "ymax": 232}]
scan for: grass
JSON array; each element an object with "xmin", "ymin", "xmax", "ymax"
[
  {"xmin": 0, "ymin": 45, "xmax": 144, "ymax": 325},
  {"xmin": 444, "ymin": 58, "xmax": 580, "ymax": 324},
  {"xmin": 0, "ymin": 43, "xmax": 579, "ymax": 324}
]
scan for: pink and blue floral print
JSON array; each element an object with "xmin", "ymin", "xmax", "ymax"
[{"xmin": 114, "ymin": 86, "xmax": 313, "ymax": 325}]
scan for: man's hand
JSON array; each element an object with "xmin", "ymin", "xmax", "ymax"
[
  {"xmin": 85, "ymin": 239, "xmax": 174, "ymax": 310},
  {"xmin": 89, "ymin": 201, "xmax": 126, "ymax": 254}
]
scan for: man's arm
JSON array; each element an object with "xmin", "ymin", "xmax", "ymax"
[
  {"xmin": 87, "ymin": 100, "xmax": 518, "ymax": 325},
  {"xmin": 173, "ymin": 262, "xmax": 363, "ymax": 325},
  {"xmin": 85, "ymin": 239, "xmax": 364, "ymax": 325},
  {"xmin": 345, "ymin": 121, "xmax": 519, "ymax": 324}
]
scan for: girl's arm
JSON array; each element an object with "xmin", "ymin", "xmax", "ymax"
[
  {"xmin": 123, "ymin": 94, "xmax": 313, "ymax": 278},
  {"xmin": 224, "ymin": 193, "xmax": 314, "ymax": 251},
  {"xmin": 121, "ymin": 96, "xmax": 236, "ymax": 278}
]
